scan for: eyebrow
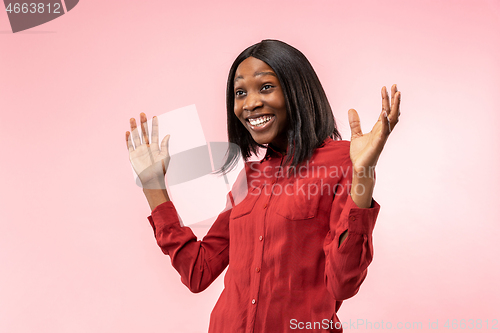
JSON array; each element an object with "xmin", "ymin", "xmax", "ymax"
[{"xmin": 234, "ymin": 71, "xmax": 277, "ymax": 83}]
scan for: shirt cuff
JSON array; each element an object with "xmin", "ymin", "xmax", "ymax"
[
  {"xmin": 342, "ymin": 195, "xmax": 380, "ymax": 235},
  {"xmin": 147, "ymin": 201, "xmax": 180, "ymax": 237}
]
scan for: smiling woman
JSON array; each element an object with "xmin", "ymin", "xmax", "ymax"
[
  {"xmin": 222, "ymin": 40, "xmax": 344, "ymax": 176},
  {"xmin": 233, "ymin": 57, "xmax": 288, "ymax": 151},
  {"xmin": 125, "ymin": 39, "xmax": 401, "ymax": 332}
]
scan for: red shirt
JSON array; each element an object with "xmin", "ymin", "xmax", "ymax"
[{"xmin": 148, "ymin": 138, "xmax": 380, "ymax": 332}]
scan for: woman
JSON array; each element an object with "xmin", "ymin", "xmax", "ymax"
[{"xmin": 126, "ymin": 40, "xmax": 400, "ymax": 332}]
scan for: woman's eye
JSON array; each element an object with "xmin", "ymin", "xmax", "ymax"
[
  {"xmin": 235, "ymin": 90, "xmax": 245, "ymax": 97},
  {"xmin": 262, "ymin": 84, "xmax": 273, "ymax": 91}
]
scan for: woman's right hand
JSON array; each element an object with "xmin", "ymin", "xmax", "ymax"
[{"xmin": 126, "ymin": 112, "xmax": 170, "ymax": 189}]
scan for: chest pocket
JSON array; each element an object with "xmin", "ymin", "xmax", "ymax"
[
  {"xmin": 275, "ymin": 179, "xmax": 322, "ymax": 220},
  {"xmin": 230, "ymin": 185, "xmax": 263, "ymax": 219}
]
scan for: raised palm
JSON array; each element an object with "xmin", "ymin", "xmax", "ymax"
[
  {"xmin": 126, "ymin": 113, "xmax": 170, "ymax": 189},
  {"xmin": 348, "ymin": 84, "xmax": 401, "ymax": 174}
]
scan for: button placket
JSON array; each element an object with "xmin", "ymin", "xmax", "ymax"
[{"xmin": 249, "ymin": 157, "xmax": 282, "ymax": 330}]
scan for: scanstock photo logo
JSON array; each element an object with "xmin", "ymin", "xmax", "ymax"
[{"xmin": 3, "ymin": 0, "xmax": 78, "ymax": 33}]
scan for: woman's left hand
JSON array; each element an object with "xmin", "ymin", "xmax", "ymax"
[{"xmin": 348, "ymin": 84, "xmax": 401, "ymax": 174}]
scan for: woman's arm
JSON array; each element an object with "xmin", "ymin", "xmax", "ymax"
[
  {"xmin": 148, "ymin": 199, "xmax": 231, "ymax": 293},
  {"xmin": 348, "ymin": 84, "xmax": 400, "ymax": 207},
  {"xmin": 323, "ymin": 157, "xmax": 380, "ymax": 301},
  {"xmin": 126, "ymin": 113, "xmax": 229, "ymax": 292},
  {"xmin": 324, "ymin": 84, "xmax": 400, "ymax": 299},
  {"xmin": 126, "ymin": 113, "xmax": 171, "ymax": 210},
  {"xmin": 340, "ymin": 84, "xmax": 401, "ymax": 239}
]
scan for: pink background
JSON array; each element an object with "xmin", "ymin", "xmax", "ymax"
[{"xmin": 1, "ymin": 0, "xmax": 499, "ymax": 332}]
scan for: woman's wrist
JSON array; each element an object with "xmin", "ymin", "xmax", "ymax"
[
  {"xmin": 140, "ymin": 175, "xmax": 170, "ymax": 211},
  {"xmin": 350, "ymin": 168, "xmax": 375, "ymax": 208},
  {"xmin": 143, "ymin": 187, "xmax": 170, "ymax": 211},
  {"xmin": 140, "ymin": 175, "xmax": 167, "ymax": 190}
]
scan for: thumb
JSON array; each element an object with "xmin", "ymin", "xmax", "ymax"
[{"xmin": 348, "ymin": 109, "xmax": 362, "ymax": 138}]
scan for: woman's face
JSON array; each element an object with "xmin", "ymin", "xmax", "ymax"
[{"xmin": 233, "ymin": 57, "xmax": 288, "ymax": 151}]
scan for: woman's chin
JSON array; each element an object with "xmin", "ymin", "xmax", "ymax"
[{"xmin": 251, "ymin": 135, "xmax": 273, "ymax": 146}]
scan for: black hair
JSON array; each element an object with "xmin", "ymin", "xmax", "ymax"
[{"xmin": 218, "ymin": 39, "xmax": 341, "ymax": 174}]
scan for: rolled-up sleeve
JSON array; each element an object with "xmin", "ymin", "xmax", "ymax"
[{"xmin": 323, "ymin": 166, "xmax": 380, "ymax": 301}]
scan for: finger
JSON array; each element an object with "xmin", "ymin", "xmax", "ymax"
[
  {"xmin": 398, "ymin": 90, "xmax": 401, "ymax": 115},
  {"xmin": 348, "ymin": 109, "xmax": 363, "ymax": 138},
  {"xmin": 160, "ymin": 135, "xmax": 170, "ymax": 174},
  {"xmin": 151, "ymin": 116, "xmax": 159, "ymax": 145},
  {"xmin": 160, "ymin": 134, "xmax": 171, "ymax": 156},
  {"xmin": 130, "ymin": 118, "xmax": 142, "ymax": 148},
  {"xmin": 388, "ymin": 90, "xmax": 401, "ymax": 130},
  {"xmin": 381, "ymin": 110, "xmax": 391, "ymax": 134},
  {"xmin": 140, "ymin": 113, "xmax": 150, "ymax": 145},
  {"xmin": 390, "ymin": 84, "xmax": 398, "ymax": 109},
  {"xmin": 126, "ymin": 131, "xmax": 134, "ymax": 152},
  {"xmin": 381, "ymin": 86, "xmax": 390, "ymax": 117}
]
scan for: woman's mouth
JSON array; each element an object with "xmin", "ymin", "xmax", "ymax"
[{"xmin": 247, "ymin": 115, "xmax": 275, "ymax": 131}]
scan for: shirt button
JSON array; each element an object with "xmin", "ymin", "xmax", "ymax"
[
  {"xmin": 263, "ymin": 204, "xmax": 267, "ymax": 209},
  {"xmin": 259, "ymin": 236, "xmax": 263, "ymax": 241},
  {"xmin": 350, "ymin": 216, "xmax": 356, "ymax": 221},
  {"xmin": 252, "ymin": 299, "xmax": 256, "ymax": 304},
  {"xmin": 256, "ymin": 267, "xmax": 260, "ymax": 273}
]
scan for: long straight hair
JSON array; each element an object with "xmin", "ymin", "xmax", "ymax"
[{"xmin": 219, "ymin": 39, "xmax": 341, "ymax": 174}]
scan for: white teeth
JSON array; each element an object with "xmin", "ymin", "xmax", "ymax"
[{"xmin": 248, "ymin": 115, "xmax": 273, "ymax": 127}]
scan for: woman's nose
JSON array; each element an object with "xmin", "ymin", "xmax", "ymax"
[{"xmin": 243, "ymin": 92, "xmax": 263, "ymax": 111}]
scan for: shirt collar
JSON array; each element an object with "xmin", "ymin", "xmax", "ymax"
[
  {"xmin": 260, "ymin": 143, "xmax": 284, "ymax": 163},
  {"xmin": 259, "ymin": 137, "xmax": 334, "ymax": 163}
]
